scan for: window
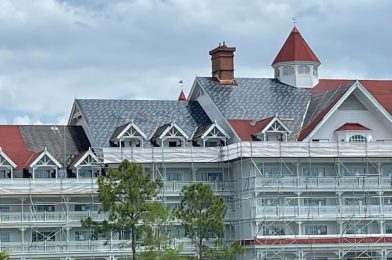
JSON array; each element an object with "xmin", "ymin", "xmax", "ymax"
[
  {"xmin": 348, "ymin": 135, "xmax": 367, "ymax": 142},
  {"xmin": 119, "ymin": 230, "xmax": 131, "ymax": 240},
  {"xmin": 260, "ymin": 198, "xmax": 282, "ymax": 206},
  {"xmin": 75, "ymin": 230, "xmax": 97, "ymax": 241},
  {"xmin": 199, "ymin": 172, "xmax": 223, "ymax": 182},
  {"xmin": 344, "ymin": 166, "xmax": 366, "ymax": 176},
  {"xmin": 166, "ymin": 172, "xmax": 182, "ymax": 181},
  {"xmin": 282, "ymin": 66, "xmax": 294, "ymax": 76},
  {"xmin": 0, "ymin": 205, "xmax": 10, "ymax": 212},
  {"xmin": 32, "ymin": 231, "xmax": 55, "ymax": 242},
  {"xmin": 0, "ymin": 232, "xmax": 10, "ymax": 242},
  {"xmin": 167, "ymin": 226, "xmax": 185, "ymax": 238},
  {"xmin": 382, "ymin": 167, "xmax": 392, "ymax": 177},
  {"xmin": 262, "ymin": 225, "xmax": 285, "ymax": 236},
  {"xmin": 75, "ymin": 204, "xmax": 99, "ymax": 212},
  {"xmin": 304, "ymin": 198, "xmax": 326, "ymax": 206},
  {"xmin": 386, "ymin": 224, "xmax": 392, "ymax": 234},
  {"xmin": 33, "ymin": 205, "xmax": 55, "ymax": 212},
  {"xmin": 274, "ymin": 68, "xmax": 280, "ymax": 78},
  {"xmin": 385, "ymin": 198, "xmax": 392, "ymax": 205},
  {"xmin": 305, "ymin": 225, "xmax": 327, "ymax": 235},
  {"xmin": 35, "ymin": 169, "xmax": 56, "ymax": 178},
  {"xmin": 78, "ymin": 167, "xmax": 101, "ymax": 178},
  {"xmin": 313, "ymin": 67, "xmax": 318, "ymax": 76},
  {"xmin": 303, "ymin": 167, "xmax": 325, "ymax": 177},
  {"xmin": 0, "ymin": 170, "xmax": 10, "ymax": 178},
  {"xmin": 345, "ymin": 223, "xmax": 368, "ymax": 234},
  {"xmin": 263, "ymin": 167, "xmax": 281, "ymax": 177},
  {"xmin": 298, "ymin": 65, "xmax": 310, "ymax": 75},
  {"xmin": 344, "ymin": 197, "xmax": 366, "ymax": 205}
]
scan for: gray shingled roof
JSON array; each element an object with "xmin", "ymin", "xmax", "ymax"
[
  {"xmin": 196, "ymin": 77, "xmax": 311, "ymax": 139},
  {"xmin": 76, "ymin": 99, "xmax": 211, "ymax": 147},
  {"xmin": 19, "ymin": 125, "xmax": 90, "ymax": 165}
]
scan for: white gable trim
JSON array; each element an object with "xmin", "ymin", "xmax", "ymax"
[
  {"xmin": 261, "ymin": 117, "xmax": 291, "ymax": 134},
  {"xmin": 30, "ymin": 148, "xmax": 62, "ymax": 168},
  {"xmin": 0, "ymin": 148, "xmax": 17, "ymax": 168},
  {"xmin": 73, "ymin": 148, "xmax": 100, "ymax": 168},
  {"xmin": 116, "ymin": 121, "xmax": 147, "ymax": 140},
  {"xmin": 159, "ymin": 121, "xmax": 189, "ymax": 140},
  {"xmin": 200, "ymin": 121, "xmax": 230, "ymax": 140},
  {"xmin": 304, "ymin": 81, "xmax": 392, "ymax": 142}
]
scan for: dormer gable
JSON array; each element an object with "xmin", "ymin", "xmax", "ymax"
[
  {"xmin": 255, "ymin": 116, "xmax": 291, "ymax": 141},
  {"xmin": 151, "ymin": 121, "xmax": 189, "ymax": 147},
  {"xmin": 192, "ymin": 121, "xmax": 230, "ymax": 147},
  {"xmin": 110, "ymin": 120, "xmax": 147, "ymax": 147},
  {"xmin": 29, "ymin": 148, "xmax": 62, "ymax": 179}
]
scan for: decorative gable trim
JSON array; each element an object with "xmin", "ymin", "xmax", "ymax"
[
  {"xmin": 303, "ymin": 81, "xmax": 392, "ymax": 141},
  {"xmin": 159, "ymin": 121, "xmax": 189, "ymax": 140},
  {"xmin": 260, "ymin": 117, "xmax": 291, "ymax": 134},
  {"xmin": 0, "ymin": 148, "xmax": 17, "ymax": 168},
  {"xmin": 200, "ymin": 121, "xmax": 230, "ymax": 140},
  {"xmin": 72, "ymin": 148, "xmax": 100, "ymax": 168},
  {"xmin": 115, "ymin": 121, "xmax": 147, "ymax": 140},
  {"xmin": 29, "ymin": 148, "xmax": 62, "ymax": 168}
]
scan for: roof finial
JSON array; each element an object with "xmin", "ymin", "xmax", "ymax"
[{"xmin": 292, "ymin": 17, "xmax": 296, "ymax": 27}]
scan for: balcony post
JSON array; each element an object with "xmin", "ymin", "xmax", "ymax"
[{"xmin": 19, "ymin": 227, "xmax": 26, "ymax": 253}]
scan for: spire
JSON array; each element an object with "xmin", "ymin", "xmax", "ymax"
[
  {"xmin": 178, "ymin": 90, "xmax": 186, "ymax": 101},
  {"xmin": 272, "ymin": 27, "xmax": 320, "ymax": 65}
]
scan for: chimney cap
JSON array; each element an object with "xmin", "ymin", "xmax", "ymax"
[{"xmin": 209, "ymin": 42, "xmax": 236, "ymax": 55}]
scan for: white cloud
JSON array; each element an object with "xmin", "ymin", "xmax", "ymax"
[
  {"xmin": 13, "ymin": 115, "xmax": 43, "ymax": 125},
  {"xmin": 0, "ymin": 0, "xmax": 389, "ymax": 123}
]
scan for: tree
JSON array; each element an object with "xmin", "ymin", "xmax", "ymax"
[
  {"xmin": 0, "ymin": 251, "xmax": 9, "ymax": 260},
  {"xmin": 140, "ymin": 202, "xmax": 185, "ymax": 260},
  {"xmin": 82, "ymin": 160, "xmax": 163, "ymax": 260},
  {"xmin": 175, "ymin": 183, "xmax": 227, "ymax": 259}
]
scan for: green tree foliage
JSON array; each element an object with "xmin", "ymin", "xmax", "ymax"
[
  {"xmin": 175, "ymin": 183, "xmax": 228, "ymax": 259},
  {"xmin": 82, "ymin": 160, "xmax": 163, "ymax": 260},
  {"xmin": 140, "ymin": 202, "xmax": 185, "ymax": 260},
  {"xmin": 0, "ymin": 251, "xmax": 9, "ymax": 260}
]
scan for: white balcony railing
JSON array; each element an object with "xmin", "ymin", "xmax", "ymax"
[
  {"xmin": 0, "ymin": 211, "xmax": 104, "ymax": 224},
  {"xmin": 256, "ymin": 205, "xmax": 391, "ymax": 219},
  {"xmin": 255, "ymin": 176, "xmax": 392, "ymax": 191},
  {"xmin": 0, "ymin": 239, "xmax": 199, "ymax": 255},
  {"xmin": 164, "ymin": 181, "xmax": 234, "ymax": 193}
]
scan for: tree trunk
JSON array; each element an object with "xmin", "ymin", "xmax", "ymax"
[
  {"xmin": 132, "ymin": 225, "xmax": 137, "ymax": 260},
  {"xmin": 199, "ymin": 237, "xmax": 203, "ymax": 259}
]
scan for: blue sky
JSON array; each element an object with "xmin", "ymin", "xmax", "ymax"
[{"xmin": 0, "ymin": 0, "xmax": 391, "ymax": 124}]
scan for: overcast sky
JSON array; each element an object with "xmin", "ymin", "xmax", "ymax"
[{"xmin": 0, "ymin": 0, "xmax": 391, "ymax": 124}]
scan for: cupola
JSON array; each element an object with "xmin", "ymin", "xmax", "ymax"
[{"xmin": 272, "ymin": 27, "xmax": 320, "ymax": 88}]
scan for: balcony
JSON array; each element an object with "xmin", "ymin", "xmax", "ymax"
[
  {"xmin": 256, "ymin": 205, "xmax": 392, "ymax": 219},
  {"xmin": 0, "ymin": 211, "xmax": 104, "ymax": 224},
  {"xmin": 255, "ymin": 176, "xmax": 392, "ymax": 192},
  {"xmin": 163, "ymin": 181, "xmax": 234, "ymax": 194},
  {"xmin": 0, "ymin": 179, "xmax": 98, "ymax": 195}
]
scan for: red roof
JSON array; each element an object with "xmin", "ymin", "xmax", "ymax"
[
  {"xmin": 228, "ymin": 117, "xmax": 274, "ymax": 141},
  {"xmin": 0, "ymin": 126, "xmax": 36, "ymax": 169},
  {"xmin": 298, "ymin": 79, "xmax": 392, "ymax": 140},
  {"xmin": 178, "ymin": 90, "xmax": 186, "ymax": 101},
  {"xmin": 335, "ymin": 123, "xmax": 371, "ymax": 132},
  {"xmin": 272, "ymin": 27, "xmax": 320, "ymax": 65}
]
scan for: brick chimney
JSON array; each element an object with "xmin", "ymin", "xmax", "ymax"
[{"xmin": 209, "ymin": 42, "xmax": 236, "ymax": 84}]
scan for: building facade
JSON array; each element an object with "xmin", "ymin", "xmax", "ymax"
[{"xmin": 0, "ymin": 27, "xmax": 391, "ymax": 259}]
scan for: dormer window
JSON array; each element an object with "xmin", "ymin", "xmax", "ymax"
[
  {"xmin": 29, "ymin": 148, "xmax": 62, "ymax": 179},
  {"xmin": 70, "ymin": 148, "xmax": 101, "ymax": 178},
  {"xmin": 255, "ymin": 117, "xmax": 291, "ymax": 142},
  {"xmin": 152, "ymin": 121, "xmax": 189, "ymax": 147},
  {"xmin": 335, "ymin": 123, "xmax": 372, "ymax": 143},
  {"xmin": 192, "ymin": 122, "xmax": 230, "ymax": 147},
  {"xmin": 298, "ymin": 65, "xmax": 310, "ymax": 75},
  {"xmin": 348, "ymin": 134, "xmax": 367, "ymax": 143},
  {"xmin": 0, "ymin": 149, "xmax": 16, "ymax": 179},
  {"xmin": 110, "ymin": 121, "xmax": 147, "ymax": 148}
]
